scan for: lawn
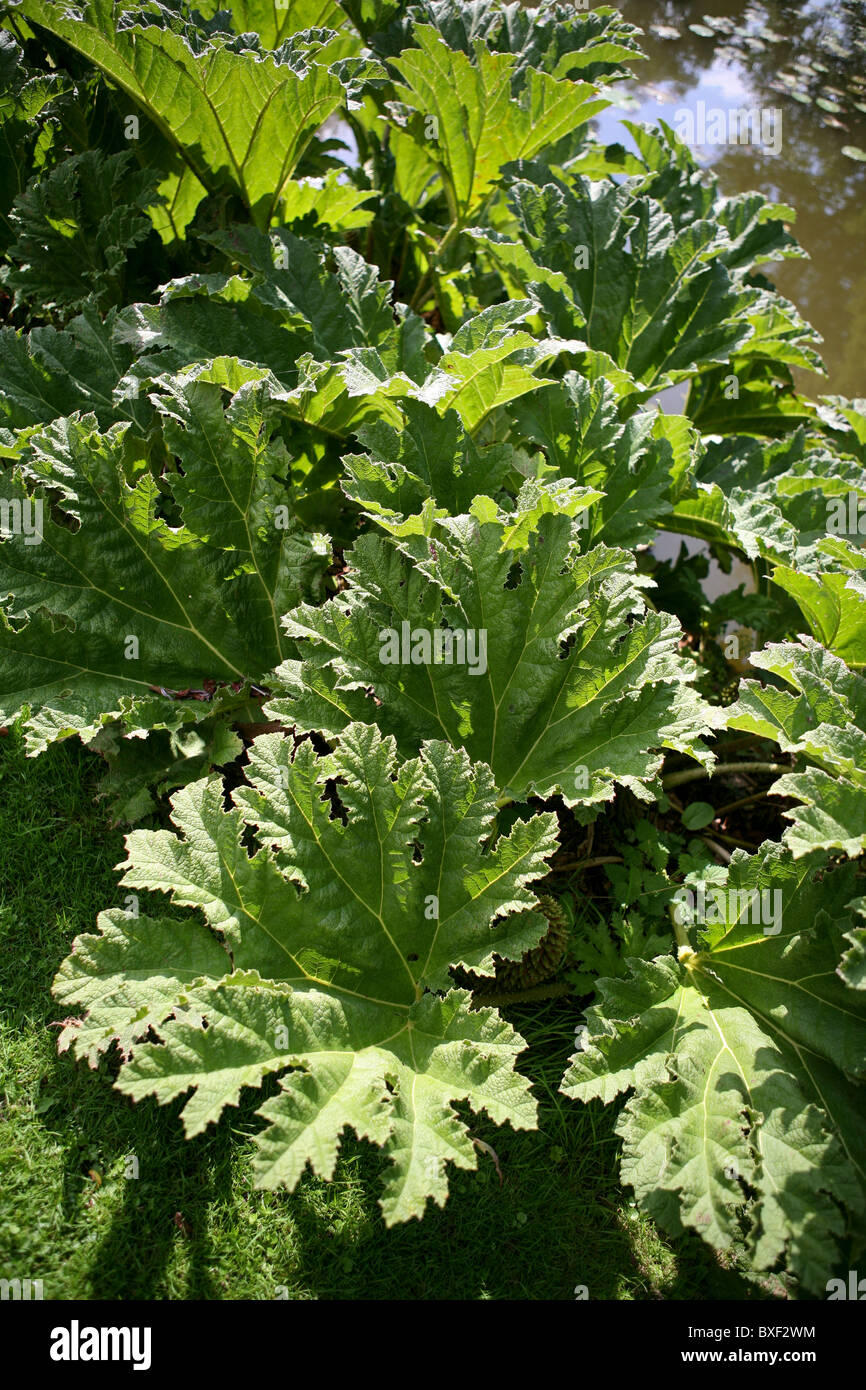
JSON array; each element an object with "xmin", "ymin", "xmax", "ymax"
[{"xmin": 0, "ymin": 726, "xmax": 757, "ymax": 1301}]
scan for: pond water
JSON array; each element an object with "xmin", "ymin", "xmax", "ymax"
[
  {"xmin": 598, "ymin": 0, "xmax": 866, "ymax": 401},
  {"xmin": 593, "ymin": 2, "xmax": 866, "ymax": 602}
]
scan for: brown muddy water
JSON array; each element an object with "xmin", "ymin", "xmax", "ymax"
[
  {"xmin": 601, "ymin": 0, "xmax": 866, "ymax": 401},
  {"xmin": 594, "ymin": 2, "xmax": 866, "ymax": 598}
]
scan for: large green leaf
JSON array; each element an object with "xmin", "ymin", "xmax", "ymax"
[
  {"xmin": 562, "ymin": 843, "xmax": 866, "ymax": 1291},
  {"xmin": 686, "ymin": 359, "xmax": 822, "ymax": 438},
  {"xmin": 622, "ymin": 119, "xmax": 807, "ymax": 278},
  {"xmin": 471, "ymin": 171, "xmax": 758, "ymax": 389},
  {"xmin": 86, "ymin": 701, "xmax": 250, "ymax": 824},
  {"xmin": 195, "ymin": 0, "xmax": 347, "ymax": 48},
  {"xmin": 421, "ymin": 299, "xmax": 579, "ymax": 430},
  {"xmin": 122, "ymin": 222, "xmax": 418, "ymax": 362},
  {"xmin": 54, "ymin": 724, "xmax": 558, "ymax": 1221},
  {"xmin": 0, "ymin": 307, "xmax": 139, "ymax": 434},
  {"xmin": 729, "ymin": 637, "xmax": 866, "ymax": 859},
  {"xmin": 22, "ymin": 0, "xmax": 347, "ymax": 229},
  {"xmin": 508, "ymin": 371, "xmax": 697, "ymax": 547},
  {"xmin": 342, "ymin": 398, "xmax": 517, "ymax": 526},
  {"xmin": 2, "ymin": 149, "xmax": 161, "ymax": 320},
  {"xmin": 268, "ymin": 485, "xmax": 717, "ymax": 805},
  {"xmin": 817, "ymin": 395, "xmax": 866, "ymax": 466},
  {"xmin": 118, "ymin": 251, "xmax": 568, "ymax": 438},
  {"xmin": 0, "ymin": 370, "xmax": 330, "ymax": 750},
  {"xmin": 378, "ymin": 0, "xmax": 645, "ymax": 85},
  {"xmin": 668, "ymin": 428, "xmax": 866, "ymax": 575},
  {"xmin": 115, "ymin": 229, "xmax": 431, "ymax": 437},
  {"xmin": 771, "ymin": 554, "xmax": 866, "ymax": 669},
  {"xmin": 389, "ymin": 26, "xmax": 607, "ymax": 224}
]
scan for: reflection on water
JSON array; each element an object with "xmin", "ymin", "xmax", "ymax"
[{"xmin": 598, "ymin": 0, "xmax": 866, "ymax": 399}]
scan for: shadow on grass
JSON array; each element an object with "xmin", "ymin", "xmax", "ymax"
[
  {"xmin": 1, "ymin": 733, "xmax": 756, "ymax": 1301},
  {"xmin": 82, "ymin": 1016, "xmax": 756, "ymax": 1299}
]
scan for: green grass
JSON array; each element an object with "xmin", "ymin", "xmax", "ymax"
[{"xmin": 0, "ymin": 728, "xmax": 758, "ymax": 1300}]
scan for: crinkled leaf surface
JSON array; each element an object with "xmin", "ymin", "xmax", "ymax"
[
  {"xmin": 562, "ymin": 843, "xmax": 866, "ymax": 1291},
  {"xmin": 389, "ymin": 26, "xmax": 608, "ymax": 222},
  {"xmin": 622, "ymin": 119, "xmax": 807, "ymax": 278},
  {"xmin": 470, "ymin": 170, "xmax": 758, "ymax": 388},
  {"xmin": 771, "ymin": 557, "xmax": 866, "ymax": 670},
  {"xmin": 195, "ymin": 0, "xmax": 347, "ymax": 48},
  {"xmin": 839, "ymin": 899, "xmax": 866, "ymax": 991},
  {"xmin": 342, "ymin": 398, "xmax": 517, "ymax": 528},
  {"xmin": 379, "ymin": 1, "xmax": 644, "ymax": 86},
  {"xmin": 671, "ymin": 428, "xmax": 866, "ymax": 569},
  {"xmin": 87, "ymin": 703, "xmax": 248, "ymax": 824},
  {"xmin": 54, "ymin": 725, "xmax": 558, "ymax": 1221},
  {"xmin": 116, "ymin": 227, "xmax": 419, "ymax": 395},
  {"xmin": 687, "ymin": 358, "xmax": 821, "ymax": 439},
  {"xmin": 0, "ymin": 372, "xmax": 329, "ymax": 749},
  {"xmin": 118, "ymin": 258, "xmax": 564, "ymax": 438},
  {"xmin": 22, "ymin": 0, "xmax": 347, "ymax": 229},
  {"xmin": 0, "ymin": 307, "xmax": 139, "ymax": 434},
  {"xmin": 268, "ymin": 486, "xmax": 717, "ymax": 805},
  {"xmin": 817, "ymin": 395, "xmax": 866, "ymax": 466},
  {"xmin": 423, "ymin": 300, "xmax": 580, "ymax": 430},
  {"xmin": 508, "ymin": 371, "xmax": 697, "ymax": 547},
  {"xmin": 729, "ymin": 637, "xmax": 866, "ymax": 858},
  {"xmin": 2, "ymin": 150, "xmax": 161, "ymax": 319},
  {"xmin": 0, "ymin": 32, "xmax": 70, "ymax": 243}
]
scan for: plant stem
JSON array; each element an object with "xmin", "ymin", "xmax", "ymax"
[
  {"xmin": 394, "ymin": 227, "xmax": 409, "ymax": 297},
  {"xmin": 711, "ymin": 829, "xmax": 760, "ymax": 851},
  {"xmin": 714, "ymin": 788, "xmax": 780, "ymax": 817},
  {"xmin": 408, "ymin": 219, "xmax": 459, "ymax": 312},
  {"xmin": 662, "ymin": 761, "xmax": 788, "ymax": 791},
  {"xmin": 549, "ymin": 855, "xmax": 623, "ymax": 874},
  {"xmin": 702, "ymin": 836, "xmax": 732, "ymax": 865},
  {"xmin": 669, "ymin": 904, "xmax": 691, "ymax": 951},
  {"xmin": 409, "ymin": 278, "xmax": 434, "ymax": 313}
]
